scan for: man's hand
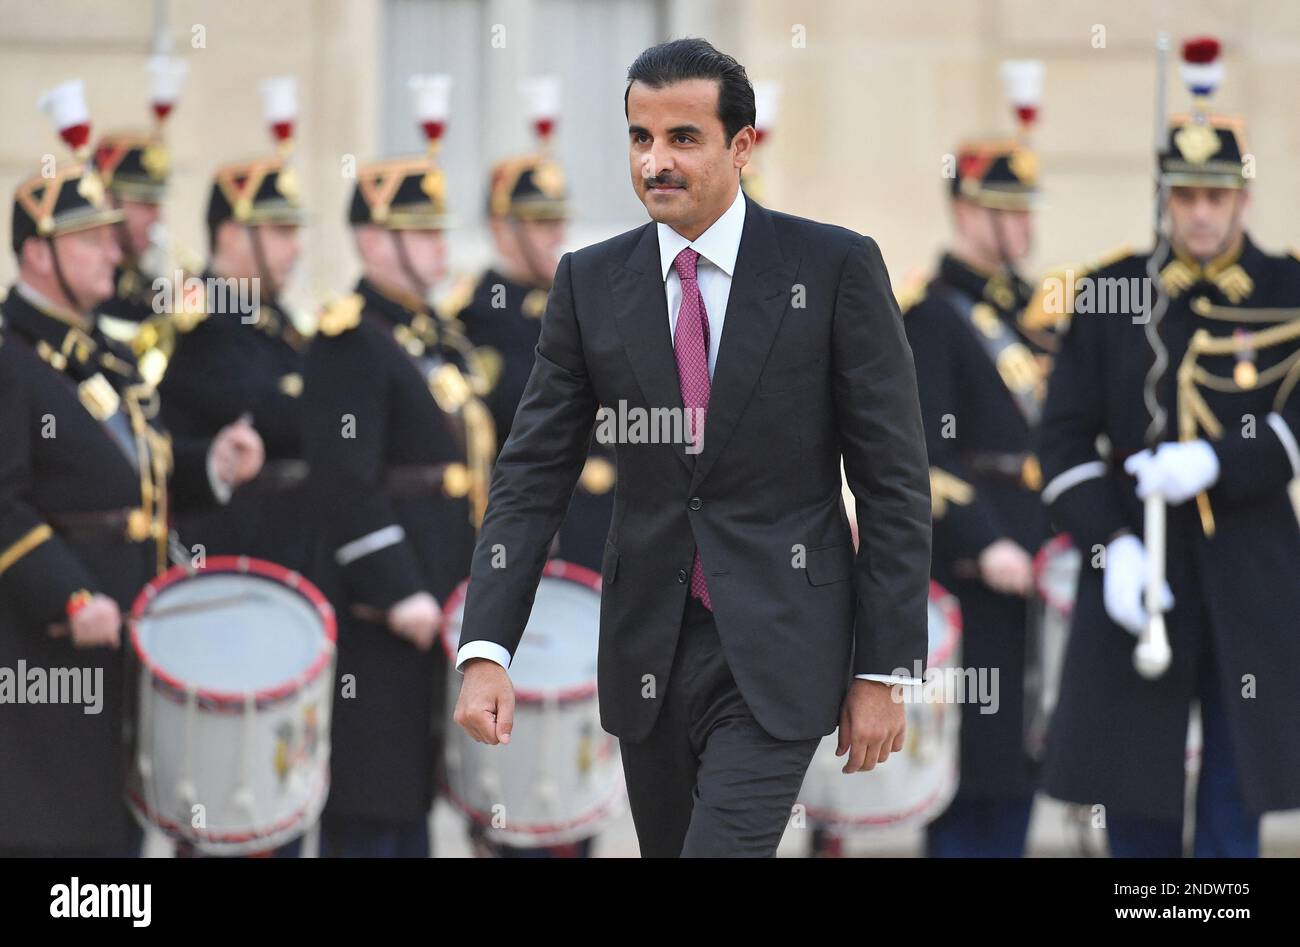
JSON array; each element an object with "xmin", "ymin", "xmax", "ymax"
[
  {"xmin": 387, "ymin": 591, "xmax": 442, "ymax": 651},
  {"xmin": 1103, "ymin": 533, "xmax": 1173, "ymax": 636},
  {"xmin": 454, "ymin": 659, "xmax": 515, "ymax": 745},
  {"xmin": 1123, "ymin": 440, "xmax": 1220, "ymax": 505},
  {"xmin": 978, "ymin": 538, "xmax": 1033, "ymax": 596},
  {"xmin": 835, "ymin": 679, "xmax": 906, "ymax": 773},
  {"xmin": 209, "ymin": 415, "xmax": 265, "ymax": 489},
  {"xmin": 52, "ymin": 594, "xmax": 122, "ymax": 649}
]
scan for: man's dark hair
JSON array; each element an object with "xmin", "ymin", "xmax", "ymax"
[{"xmin": 624, "ymin": 38, "xmax": 756, "ymax": 144}]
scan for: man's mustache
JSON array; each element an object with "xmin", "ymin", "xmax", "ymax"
[{"xmin": 644, "ymin": 175, "xmax": 687, "ymax": 189}]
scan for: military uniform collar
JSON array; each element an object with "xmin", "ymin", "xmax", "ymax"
[
  {"xmin": 1158, "ymin": 233, "xmax": 1258, "ymax": 304},
  {"xmin": 200, "ymin": 267, "xmax": 301, "ymax": 346},
  {"xmin": 357, "ymin": 277, "xmax": 433, "ymax": 328},
  {"xmin": 356, "ymin": 277, "xmax": 444, "ymax": 356},
  {"xmin": 938, "ymin": 252, "xmax": 1030, "ymax": 313},
  {"xmin": 3, "ymin": 283, "xmax": 104, "ymax": 376}
]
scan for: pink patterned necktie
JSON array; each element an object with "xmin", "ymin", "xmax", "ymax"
[{"xmin": 672, "ymin": 247, "xmax": 712, "ymax": 610}]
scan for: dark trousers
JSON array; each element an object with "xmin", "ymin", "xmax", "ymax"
[
  {"xmin": 319, "ymin": 814, "xmax": 430, "ymax": 858},
  {"xmin": 924, "ymin": 794, "xmax": 1035, "ymax": 858},
  {"xmin": 618, "ymin": 594, "xmax": 821, "ymax": 857},
  {"xmin": 0, "ymin": 813, "xmax": 143, "ymax": 858},
  {"xmin": 1107, "ymin": 630, "xmax": 1260, "ymax": 858}
]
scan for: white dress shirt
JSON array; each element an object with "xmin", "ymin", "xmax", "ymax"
[{"xmin": 457, "ymin": 186, "xmax": 922, "ymax": 687}]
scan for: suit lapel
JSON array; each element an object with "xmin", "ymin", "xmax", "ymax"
[
  {"xmin": 609, "ymin": 223, "xmax": 693, "ymax": 474},
  {"xmin": 690, "ymin": 199, "xmax": 797, "ymax": 489},
  {"xmin": 607, "ymin": 199, "xmax": 798, "ymax": 481}
]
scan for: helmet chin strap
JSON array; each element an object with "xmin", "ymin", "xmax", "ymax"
[
  {"xmin": 506, "ymin": 216, "xmax": 554, "ymax": 289},
  {"xmin": 249, "ymin": 225, "xmax": 281, "ymax": 306},
  {"xmin": 390, "ymin": 229, "xmax": 429, "ymax": 303},
  {"xmin": 989, "ymin": 209, "xmax": 1029, "ymax": 304},
  {"xmin": 107, "ymin": 196, "xmax": 142, "ymax": 273},
  {"xmin": 46, "ymin": 236, "xmax": 87, "ymax": 318}
]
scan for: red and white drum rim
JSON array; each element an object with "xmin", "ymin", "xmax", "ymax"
[
  {"xmin": 1033, "ymin": 533, "xmax": 1077, "ymax": 616},
  {"xmin": 437, "ymin": 769, "xmax": 625, "ymax": 839},
  {"xmin": 800, "ymin": 762, "xmax": 959, "ymax": 828},
  {"xmin": 126, "ymin": 770, "xmax": 329, "ymax": 847},
  {"xmin": 128, "ymin": 555, "xmax": 337, "ymax": 708},
  {"xmin": 441, "ymin": 559, "xmax": 603, "ymax": 705}
]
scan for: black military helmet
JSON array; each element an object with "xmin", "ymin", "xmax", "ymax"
[
  {"xmin": 1158, "ymin": 38, "xmax": 1248, "ymax": 189},
  {"xmin": 12, "ymin": 79, "xmax": 122, "ymax": 257}
]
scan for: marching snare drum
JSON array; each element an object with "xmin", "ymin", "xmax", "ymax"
[
  {"xmin": 798, "ymin": 581, "xmax": 963, "ymax": 834},
  {"xmin": 127, "ymin": 556, "xmax": 336, "ymax": 856},
  {"xmin": 1026, "ymin": 534, "xmax": 1202, "ymax": 770},
  {"xmin": 440, "ymin": 560, "xmax": 625, "ymax": 849}
]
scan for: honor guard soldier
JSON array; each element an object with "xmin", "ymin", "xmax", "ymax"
[
  {"xmin": 452, "ymin": 77, "xmax": 615, "ymax": 578},
  {"xmin": 156, "ymin": 77, "xmax": 313, "ymax": 576},
  {"xmin": 900, "ymin": 61, "xmax": 1051, "ymax": 858},
  {"xmin": 303, "ymin": 75, "xmax": 490, "ymax": 857},
  {"xmin": 0, "ymin": 82, "xmax": 259, "ymax": 857},
  {"xmin": 1038, "ymin": 37, "xmax": 1300, "ymax": 856},
  {"xmin": 93, "ymin": 54, "xmax": 188, "ymax": 332}
]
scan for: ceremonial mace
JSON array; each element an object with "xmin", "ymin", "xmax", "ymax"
[{"xmin": 1135, "ymin": 33, "xmax": 1173, "ymax": 679}]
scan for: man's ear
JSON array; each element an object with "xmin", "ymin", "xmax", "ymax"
[
  {"xmin": 20, "ymin": 236, "xmax": 52, "ymax": 277},
  {"xmin": 730, "ymin": 125, "xmax": 756, "ymax": 170}
]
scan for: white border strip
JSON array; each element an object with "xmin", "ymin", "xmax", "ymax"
[
  {"xmin": 1267, "ymin": 413, "xmax": 1300, "ymax": 479},
  {"xmin": 335, "ymin": 524, "xmax": 405, "ymax": 565},
  {"xmin": 1041, "ymin": 460, "xmax": 1107, "ymax": 505}
]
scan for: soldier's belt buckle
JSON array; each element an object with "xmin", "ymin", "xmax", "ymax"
[
  {"xmin": 1021, "ymin": 455, "xmax": 1043, "ymax": 492},
  {"xmin": 126, "ymin": 508, "xmax": 152, "ymax": 542},
  {"xmin": 442, "ymin": 462, "xmax": 471, "ymax": 497}
]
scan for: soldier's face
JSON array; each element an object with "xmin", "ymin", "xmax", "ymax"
[
  {"xmin": 395, "ymin": 229, "xmax": 447, "ymax": 288},
  {"xmin": 492, "ymin": 217, "xmax": 566, "ymax": 281},
  {"xmin": 253, "ymin": 224, "xmax": 302, "ymax": 287},
  {"xmin": 1166, "ymin": 186, "xmax": 1248, "ymax": 261},
  {"xmin": 626, "ymin": 78, "xmax": 754, "ymax": 240},
  {"xmin": 43, "ymin": 224, "xmax": 121, "ymax": 308},
  {"xmin": 120, "ymin": 199, "xmax": 161, "ymax": 258},
  {"xmin": 954, "ymin": 201, "xmax": 1033, "ymax": 267}
]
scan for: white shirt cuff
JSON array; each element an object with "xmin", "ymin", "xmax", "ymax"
[
  {"xmin": 856, "ymin": 673, "xmax": 924, "ymax": 686},
  {"xmin": 456, "ymin": 640, "xmax": 512, "ymax": 673},
  {"xmin": 206, "ymin": 448, "xmax": 233, "ymax": 505}
]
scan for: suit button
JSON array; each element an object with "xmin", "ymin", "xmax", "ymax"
[
  {"xmin": 677, "ymin": 569, "xmax": 688, "ymax": 583},
  {"xmin": 688, "ymin": 496, "xmax": 702, "ymax": 511}
]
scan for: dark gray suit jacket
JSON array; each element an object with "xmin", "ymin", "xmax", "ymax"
[{"xmin": 458, "ymin": 197, "xmax": 932, "ymax": 742}]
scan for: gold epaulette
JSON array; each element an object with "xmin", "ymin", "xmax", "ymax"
[
  {"xmin": 1021, "ymin": 245, "xmax": 1135, "ymax": 332},
  {"xmin": 316, "ymin": 293, "xmax": 364, "ymax": 337},
  {"xmin": 436, "ymin": 273, "xmax": 477, "ymax": 323},
  {"xmin": 930, "ymin": 467, "xmax": 974, "ymax": 519}
]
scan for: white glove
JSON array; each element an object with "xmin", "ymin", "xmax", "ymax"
[
  {"xmin": 1104, "ymin": 534, "xmax": 1173, "ymax": 637},
  {"xmin": 1123, "ymin": 440, "xmax": 1220, "ymax": 505}
]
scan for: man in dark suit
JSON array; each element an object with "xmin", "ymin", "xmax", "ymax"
[{"xmin": 454, "ymin": 38, "xmax": 932, "ymax": 857}]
